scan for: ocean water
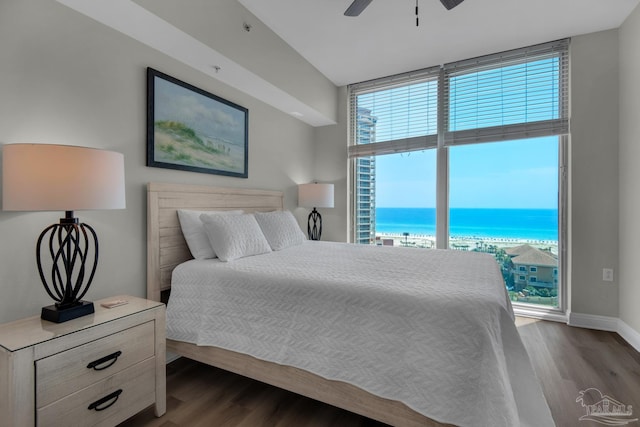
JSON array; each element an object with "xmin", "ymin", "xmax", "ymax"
[{"xmin": 375, "ymin": 208, "xmax": 558, "ymax": 241}]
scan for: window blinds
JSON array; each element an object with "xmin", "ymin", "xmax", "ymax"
[
  {"xmin": 443, "ymin": 39, "xmax": 569, "ymax": 146},
  {"xmin": 348, "ymin": 39, "xmax": 569, "ymax": 157},
  {"xmin": 348, "ymin": 66, "xmax": 440, "ymax": 158}
]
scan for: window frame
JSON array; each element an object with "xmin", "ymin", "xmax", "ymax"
[{"xmin": 348, "ymin": 39, "xmax": 569, "ymax": 317}]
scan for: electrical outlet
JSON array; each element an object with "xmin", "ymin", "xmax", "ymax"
[{"xmin": 603, "ymin": 268, "xmax": 614, "ymax": 282}]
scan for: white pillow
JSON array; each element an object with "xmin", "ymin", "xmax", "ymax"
[
  {"xmin": 254, "ymin": 210, "xmax": 306, "ymax": 251},
  {"xmin": 177, "ymin": 209, "xmax": 243, "ymax": 259},
  {"xmin": 199, "ymin": 213, "xmax": 271, "ymax": 262}
]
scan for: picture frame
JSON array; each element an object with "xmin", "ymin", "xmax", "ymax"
[{"xmin": 146, "ymin": 67, "xmax": 248, "ymax": 178}]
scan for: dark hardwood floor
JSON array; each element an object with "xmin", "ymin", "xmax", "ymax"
[{"xmin": 121, "ymin": 318, "xmax": 640, "ymax": 426}]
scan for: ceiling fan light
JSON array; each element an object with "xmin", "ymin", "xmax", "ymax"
[{"xmin": 440, "ymin": 0, "xmax": 464, "ymax": 10}]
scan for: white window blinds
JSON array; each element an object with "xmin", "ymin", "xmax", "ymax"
[
  {"xmin": 348, "ymin": 66, "xmax": 440, "ymax": 158},
  {"xmin": 443, "ymin": 39, "xmax": 569, "ymax": 146},
  {"xmin": 348, "ymin": 39, "xmax": 569, "ymax": 156}
]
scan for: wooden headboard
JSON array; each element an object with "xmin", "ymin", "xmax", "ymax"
[{"xmin": 146, "ymin": 182, "xmax": 284, "ymax": 302}]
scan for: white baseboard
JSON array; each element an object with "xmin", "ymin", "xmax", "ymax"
[
  {"xmin": 567, "ymin": 311, "xmax": 640, "ymax": 353},
  {"xmin": 567, "ymin": 311, "xmax": 619, "ymax": 331},
  {"xmin": 618, "ymin": 319, "xmax": 640, "ymax": 353}
]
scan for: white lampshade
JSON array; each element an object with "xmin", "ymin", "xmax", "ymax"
[
  {"xmin": 2, "ymin": 144, "xmax": 126, "ymax": 212},
  {"xmin": 298, "ymin": 183, "xmax": 334, "ymax": 209}
]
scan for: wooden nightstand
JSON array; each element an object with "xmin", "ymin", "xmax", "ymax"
[{"xmin": 0, "ymin": 295, "xmax": 166, "ymax": 427}]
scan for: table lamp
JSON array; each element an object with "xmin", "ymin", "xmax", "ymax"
[
  {"xmin": 298, "ymin": 183, "xmax": 334, "ymax": 240},
  {"xmin": 2, "ymin": 144, "xmax": 126, "ymax": 323}
]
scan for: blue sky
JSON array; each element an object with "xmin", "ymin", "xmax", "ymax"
[{"xmin": 375, "ymin": 136, "xmax": 559, "ymax": 209}]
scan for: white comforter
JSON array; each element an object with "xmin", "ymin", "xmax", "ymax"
[{"xmin": 166, "ymin": 241, "xmax": 554, "ymax": 427}]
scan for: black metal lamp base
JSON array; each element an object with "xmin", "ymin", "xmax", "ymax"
[
  {"xmin": 307, "ymin": 208, "xmax": 323, "ymax": 241},
  {"xmin": 37, "ymin": 211, "xmax": 99, "ymax": 324},
  {"xmin": 41, "ymin": 300, "xmax": 95, "ymax": 323}
]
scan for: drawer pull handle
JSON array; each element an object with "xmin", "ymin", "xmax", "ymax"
[
  {"xmin": 87, "ymin": 350, "xmax": 122, "ymax": 371},
  {"xmin": 87, "ymin": 389, "xmax": 123, "ymax": 412}
]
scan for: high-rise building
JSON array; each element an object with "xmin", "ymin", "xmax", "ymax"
[{"xmin": 354, "ymin": 107, "xmax": 377, "ymax": 244}]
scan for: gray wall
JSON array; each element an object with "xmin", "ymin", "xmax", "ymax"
[
  {"xmin": 0, "ymin": 0, "xmax": 318, "ymax": 322},
  {"xmin": 569, "ymin": 30, "xmax": 620, "ymax": 317},
  {"xmin": 619, "ymin": 5, "xmax": 640, "ymax": 333},
  {"xmin": 314, "ymin": 87, "xmax": 350, "ymax": 243}
]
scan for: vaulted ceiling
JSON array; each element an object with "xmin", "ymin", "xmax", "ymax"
[{"xmin": 239, "ymin": 0, "xmax": 639, "ymax": 86}]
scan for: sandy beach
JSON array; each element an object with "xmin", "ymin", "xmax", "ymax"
[{"xmin": 376, "ymin": 232, "xmax": 559, "ymax": 255}]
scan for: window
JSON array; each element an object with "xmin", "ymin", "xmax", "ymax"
[
  {"xmin": 349, "ymin": 39, "xmax": 568, "ymax": 312},
  {"xmin": 373, "ymin": 151, "xmax": 436, "ymax": 247}
]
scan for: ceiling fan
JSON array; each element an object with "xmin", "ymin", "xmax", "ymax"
[{"xmin": 344, "ymin": 0, "xmax": 465, "ymax": 17}]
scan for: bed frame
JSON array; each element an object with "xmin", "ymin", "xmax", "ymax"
[{"xmin": 146, "ymin": 182, "xmax": 450, "ymax": 427}]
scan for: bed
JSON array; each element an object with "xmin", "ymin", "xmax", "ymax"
[{"xmin": 146, "ymin": 182, "xmax": 554, "ymax": 427}]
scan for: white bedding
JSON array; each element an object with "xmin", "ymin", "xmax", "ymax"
[{"xmin": 166, "ymin": 241, "xmax": 554, "ymax": 427}]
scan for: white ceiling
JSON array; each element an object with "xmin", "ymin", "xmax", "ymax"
[{"xmin": 239, "ymin": 0, "xmax": 639, "ymax": 86}]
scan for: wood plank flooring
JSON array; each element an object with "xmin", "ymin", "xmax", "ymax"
[
  {"xmin": 516, "ymin": 317, "xmax": 640, "ymax": 426},
  {"xmin": 120, "ymin": 318, "xmax": 640, "ymax": 426}
]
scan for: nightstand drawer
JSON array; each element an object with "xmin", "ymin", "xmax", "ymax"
[
  {"xmin": 37, "ymin": 357, "xmax": 156, "ymax": 427},
  {"xmin": 36, "ymin": 320, "xmax": 155, "ymax": 408}
]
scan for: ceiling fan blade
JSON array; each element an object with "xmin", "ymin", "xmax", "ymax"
[
  {"xmin": 344, "ymin": 0, "xmax": 373, "ymax": 16},
  {"xmin": 440, "ymin": 0, "xmax": 464, "ymax": 10}
]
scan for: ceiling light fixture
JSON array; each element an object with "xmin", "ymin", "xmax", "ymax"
[{"xmin": 345, "ymin": 0, "xmax": 464, "ymax": 18}]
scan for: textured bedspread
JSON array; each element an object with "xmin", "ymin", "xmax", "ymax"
[{"xmin": 166, "ymin": 241, "xmax": 554, "ymax": 426}]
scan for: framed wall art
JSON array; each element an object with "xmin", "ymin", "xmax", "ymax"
[{"xmin": 146, "ymin": 67, "xmax": 248, "ymax": 178}]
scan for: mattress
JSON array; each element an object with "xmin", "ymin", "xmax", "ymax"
[{"xmin": 166, "ymin": 241, "xmax": 554, "ymax": 427}]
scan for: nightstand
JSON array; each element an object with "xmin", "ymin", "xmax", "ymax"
[{"xmin": 0, "ymin": 295, "xmax": 166, "ymax": 427}]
